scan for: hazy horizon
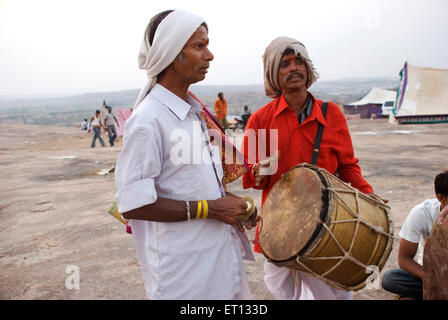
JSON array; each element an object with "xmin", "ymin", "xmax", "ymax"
[{"xmin": 0, "ymin": 75, "xmax": 401, "ymax": 101}]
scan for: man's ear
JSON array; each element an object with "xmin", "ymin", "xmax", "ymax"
[{"xmin": 436, "ymin": 194, "xmax": 448, "ymax": 208}]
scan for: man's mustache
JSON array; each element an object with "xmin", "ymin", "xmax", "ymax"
[{"xmin": 287, "ymin": 72, "xmax": 305, "ymax": 82}]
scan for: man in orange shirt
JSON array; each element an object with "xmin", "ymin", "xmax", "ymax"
[
  {"xmin": 241, "ymin": 37, "xmax": 378, "ymax": 300},
  {"xmin": 214, "ymin": 92, "xmax": 229, "ymax": 129}
]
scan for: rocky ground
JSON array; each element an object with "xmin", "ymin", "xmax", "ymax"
[{"xmin": 0, "ymin": 119, "xmax": 447, "ymax": 299}]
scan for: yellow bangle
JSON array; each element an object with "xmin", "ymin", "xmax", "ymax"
[
  {"xmin": 196, "ymin": 200, "xmax": 202, "ymax": 219},
  {"xmin": 202, "ymin": 200, "xmax": 208, "ymax": 219}
]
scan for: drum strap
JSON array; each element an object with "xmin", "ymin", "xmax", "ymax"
[{"xmin": 310, "ymin": 102, "xmax": 329, "ymax": 165}]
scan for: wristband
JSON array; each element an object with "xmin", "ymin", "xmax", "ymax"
[
  {"xmin": 196, "ymin": 200, "xmax": 202, "ymax": 219},
  {"xmin": 185, "ymin": 201, "xmax": 191, "ymax": 221},
  {"xmin": 202, "ymin": 200, "xmax": 208, "ymax": 219}
]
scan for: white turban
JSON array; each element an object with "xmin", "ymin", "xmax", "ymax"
[
  {"xmin": 133, "ymin": 9, "xmax": 205, "ymax": 110},
  {"xmin": 263, "ymin": 36, "xmax": 319, "ymax": 99}
]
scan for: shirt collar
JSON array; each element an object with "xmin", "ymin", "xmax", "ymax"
[
  {"xmin": 306, "ymin": 93, "xmax": 327, "ymax": 127},
  {"xmin": 274, "ymin": 92, "xmax": 327, "ymax": 126},
  {"xmin": 298, "ymin": 95, "xmax": 314, "ymax": 124},
  {"xmin": 274, "ymin": 95, "xmax": 290, "ymax": 118},
  {"xmin": 149, "ymin": 83, "xmax": 202, "ymax": 120}
]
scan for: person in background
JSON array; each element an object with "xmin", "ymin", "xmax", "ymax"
[
  {"xmin": 103, "ymin": 105, "xmax": 119, "ymax": 146},
  {"xmin": 89, "ymin": 110, "xmax": 105, "ymax": 148},
  {"xmin": 382, "ymin": 171, "xmax": 448, "ymax": 300},
  {"xmin": 214, "ymin": 92, "xmax": 229, "ymax": 129},
  {"xmin": 81, "ymin": 118, "xmax": 88, "ymax": 130},
  {"xmin": 241, "ymin": 105, "xmax": 251, "ymax": 129}
]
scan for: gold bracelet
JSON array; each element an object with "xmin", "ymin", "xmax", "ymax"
[
  {"xmin": 196, "ymin": 200, "xmax": 202, "ymax": 219},
  {"xmin": 202, "ymin": 200, "xmax": 208, "ymax": 219}
]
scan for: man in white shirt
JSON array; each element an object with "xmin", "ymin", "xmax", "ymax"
[
  {"xmin": 89, "ymin": 110, "xmax": 105, "ymax": 148},
  {"xmin": 381, "ymin": 171, "xmax": 448, "ymax": 299},
  {"xmin": 103, "ymin": 103, "xmax": 119, "ymax": 146},
  {"xmin": 115, "ymin": 9, "xmax": 256, "ymax": 300}
]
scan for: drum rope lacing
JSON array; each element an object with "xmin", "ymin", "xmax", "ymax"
[{"xmin": 292, "ymin": 164, "xmax": 395, "ymax": 291}]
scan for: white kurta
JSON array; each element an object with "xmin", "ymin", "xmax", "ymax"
[{"xmin": 115, "ymin": 84, "xmax": 251, "ymax": 299}]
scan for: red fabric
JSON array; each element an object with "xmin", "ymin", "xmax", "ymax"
[
  {"xmin": 188, "ymin": 91, "xmax": 249, "ymax": 186},
  {"xmin": 241, "ymin": 94, "xmax": 374, "ymax": 253},
  {"xmin": 115, "ymin": 108, "xmax": 133, "ymax": 137}
]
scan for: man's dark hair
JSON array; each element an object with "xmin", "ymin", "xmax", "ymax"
[
  {"xmin": 96, "ymin": 110, "xmax": 100, "ymax": 113},
  {"xmin": 435, "ymin": 171, "xmax": 448, "ymax": 196},
  {"xmin": 282, "ymin": 47, "xmax": 296, "ymax": 57},
  {"xmin": 147, "ymin": 10, "xmax": 174, "ymax": 46},
  {"xmin": 218, "ymin": 92, "xmax": 223, "ymax": 97}
]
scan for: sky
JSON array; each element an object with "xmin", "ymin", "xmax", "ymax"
[{"xmin": 0, "ymin": 0, "xmax": 447, "ymax": 97}]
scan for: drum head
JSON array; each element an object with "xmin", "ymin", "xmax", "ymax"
[{"xmin": 259, "ymin": 166, "xmax": 326, "ymax": 261}]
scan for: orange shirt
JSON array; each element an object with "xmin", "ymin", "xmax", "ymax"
[
  {"xmin": 241, "ymin": 93, "xmax": 373, "ymax": 253},
  {"xmin": 214, "ymin": 98, "xmax": 227, "ymax": 120}
]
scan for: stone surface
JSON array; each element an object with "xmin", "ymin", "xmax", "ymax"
[{"xmin": 1, "ymin": 120, "xmax": 447, "ymax": 299}]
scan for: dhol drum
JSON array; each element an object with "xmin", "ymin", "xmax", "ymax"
[{"xmin": 259, "ymin": 163, "xmax": 394, "ymax": 291}]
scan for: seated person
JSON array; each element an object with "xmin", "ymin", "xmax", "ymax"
[
  {"xmin": 381, "ymin": 171, "xmax": 448, "ymax": 299},
  {"xmin": 81, "ymin": 118, "xmax": 88, "ymax": 130},
  {"xmin": 241, "ymin": 105, "xmax": 251, "ymax": 129}
]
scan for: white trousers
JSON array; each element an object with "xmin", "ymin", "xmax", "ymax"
[{"xmin": 264, "ymin": 260, "xmax": 352, "ymax": 300}]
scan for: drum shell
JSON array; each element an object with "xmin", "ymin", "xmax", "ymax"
[{"xmin": 260, "ymin": 165, "xmax": 394, "ymax": 291}]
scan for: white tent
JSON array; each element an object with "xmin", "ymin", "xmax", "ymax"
[
  {"xmin": 344, "ymin": 87, "xmax": 397, "ymax": 118},
  {"xmin": 348, "ymin": 87, "xmax": 397, "ymax": 106},
  {"xmin": 391, "ymin": 62, "xmax": 448, "ymax": 124}
]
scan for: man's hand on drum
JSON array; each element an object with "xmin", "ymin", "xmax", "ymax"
[
  {"xmin": 244, "ymin": 207, "xmax": 261, "ymax": 230},
  {"xmin": 225, "ymin": 191, "xmax": 260, "ymax": 230},
  {"xmin": 208, "ymin": 193, "xmax": 247, "ymax": 232},
  {"xmin": 253, "ymin": 151, "xmax": 280, "ymax": 186}
]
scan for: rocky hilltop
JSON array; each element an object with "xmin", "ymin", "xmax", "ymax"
[{"xmin": 1, "ymin": 119, "xmax": 447, "ymax": 299}]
